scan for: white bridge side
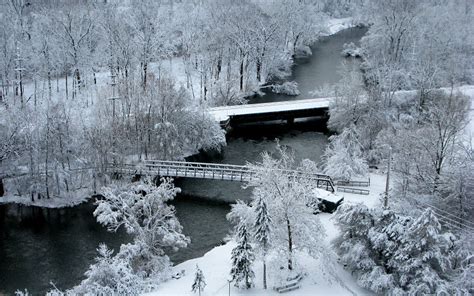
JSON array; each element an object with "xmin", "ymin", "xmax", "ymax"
[{"xmin": 208, "ymin": 97, "xmax": 332, "ymax": 122}]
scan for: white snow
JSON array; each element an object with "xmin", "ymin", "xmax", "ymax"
[
  {"xmin": 324, "ymin": 18, "xmax": 356, "ymax": 36},
  {"xmin": 0, "ymin": 188, "xmax": 92, "ymax": 208},
  {"xmin": 146, "ymin": 241, "xmax": 371, "ymax": 296}
]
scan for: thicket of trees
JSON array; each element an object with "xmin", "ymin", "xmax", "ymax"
[
  {"xmin": 324, "ymin": 0, "xmax": 473, "ymax": 293},
  {"xmin": 0, "ymin": 0, "xmax": 354, "ymax": 204},
  {"xmin": 326, "ymin": 0, "xmax": 473, "ymax": 228}
]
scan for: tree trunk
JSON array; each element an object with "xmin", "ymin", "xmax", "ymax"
[
  {"xmin": 216, "ymin": 56, "xmax": 222, "ymax": 80},
  {"xmin": 48, "ymin": 71, "xmax": 52, "ymax": 100},
  {"xmin": 143, "ymin": 62, "xmax": 148, "ymax": 89},
  {"xmin": 256, "ymin": 58, "xmax": 262, "ymax": 82},
  {"xmin": 34, "ymin": 79, "xmax": 37, "ymax": 107},
  {"xmin": 75, "ymin": 68, "xmax": 81, "ymax": 90},
  {"xmin": 65, "ymin": 74, "xmax": 68, "ymax": 100},
  {"xmin": 0, "ymin": 178, "xmax": 4, "ymax": 197},
  {"xmin": 240, "ymin": 57, "xmax": 244, "ymax": 91},
  {"xmin": 286, "ymin": 215, "xmax": 293, "ymax": 270},
  {"xmin": 293, "ymin": 34, "xmax": 300, "ymax": 56},
  {"xmin": 263, "ymin": 259, "xmax": 267, "ymax": 289}
]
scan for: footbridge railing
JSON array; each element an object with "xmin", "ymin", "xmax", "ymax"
[{"xmin": 109, "ymin": 160, "xmax": 335, "ymax": 192}]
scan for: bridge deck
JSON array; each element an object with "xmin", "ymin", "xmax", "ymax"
[
  {"xmin": 209, "ymin": 97, "xmax": 331, "ymax": 123},
  {"xmin": 111, "ymin": 160, "xmax": 335, "ymax": 192}
]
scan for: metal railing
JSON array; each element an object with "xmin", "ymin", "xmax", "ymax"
[
  {"xmin": 337, "ymin": 186, "xmax": 370, "ymax": 195},
  {"xmin": 110, "ymin": 160, "xmax": 335, "ymax": 192},
  {"xmin": 335, "ymin": 178, "xmax": 370, "ymax": 187}
]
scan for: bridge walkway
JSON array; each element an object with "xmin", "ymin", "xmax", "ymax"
[{"xmin": 110, "ymin": 160, "xmax": 335, "ymax": 192}]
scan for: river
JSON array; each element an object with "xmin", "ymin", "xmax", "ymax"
[{"xmin": 0, "ymin": 27, "xmax": 367, "ymax": 295}]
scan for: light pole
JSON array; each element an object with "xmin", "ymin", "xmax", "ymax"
[
  {"xmin": 384, "ymin": 146, "xmax": 392, "ymax": 209},
  {"xmin": 227, "ymin": 277, "xmax": 233, "ymax": 296},
  {"xmin": 109, "ymin": 72, "xmax": 121, "ymax": 165},
  {"xmin": 14, "ymin": 46, "xmax": 25, "ymax": 106}
]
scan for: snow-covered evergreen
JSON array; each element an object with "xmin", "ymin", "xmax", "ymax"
[
  {"xmin": 334, "ymin": 204, "xmax": 472, "ymax": 294},
  {"xmin": 253, "ymin": 195, "xmax": 272, "ymax": 289},
  {"xmin": 230, "ymin": 221, "xmax": 255, "ymax": 289}
]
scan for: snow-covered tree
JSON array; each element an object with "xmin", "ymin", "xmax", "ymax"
[
  {"xmin": 72, "ymin": 244, "xmax": 143, "ymax": 295},
  {"xmin": 323, "ymin": 126, "xmax": 368, "ymax": 181},
  {"xmin": 245, "ymin": 144, "xmax": 326, "ymax": 271},
  {"xmin": 191, "ymin": 264, "xmax": 206, "ymax": 296},
  {"xmin": 94, "ymin": 178, "xmax": 189, "ymax": 278},
  {"xmin": 334, "ymin": 204, "xmax": 472, "ymax": 294},
  {"xmin": 230, "ymin": 220, "xmax": 255, "ymax": 289},
  {"xmin": 253, "ymin": 195, "xmax": 272, "ymax": 289}
]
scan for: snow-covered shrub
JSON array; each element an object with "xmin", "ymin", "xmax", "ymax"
[
  {"xmin": 183, "ymin": 110, "xmax": 226, "ymax": 154},
  {"xmin": 72, "ymin": 244, "xmax": 144, "ymax": 295},
  {"xmin": 323, "ymin": 127, "xmax": 368, "ymax": 181},
  {"xmin": 271, "ymin": 81, "xmax": 300, "ymax": 96},
  {"xmin": 210, "ymin": 80, "xmax": 247, "ymax": 107},
  {"xmin": 341, "ymin": 42, "xmax": 362, "ymax": 58},
  {"xmin": 294, "ymin": 45, "xmax": 312, "ymax": 58},
  {"xmin": 267, "ymin": 53, "xmax": 293, "ymax": 81},
  {"xmin": 334, "ymin": 204, "xmax": 472, "ymax": 294}
]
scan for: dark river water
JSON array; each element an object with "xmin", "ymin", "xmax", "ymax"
[{"xmin": 0, "ymin": 27, "xmax": 366, "ymax": 295}]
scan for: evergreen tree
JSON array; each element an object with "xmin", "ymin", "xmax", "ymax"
[
  {"xmin": 230, "ymin": 221, "xmax": 255, "ymax": 289},
  {"xmin": 391, "ymin": 209, "xmax": 452, "ymax": 294},
  {"xmin": 335, "ymin": 204, "xmax": 470, "ymax": 294},
  {"xmin": 253, "ymin": 195, "xmax": 272, "ymax": 289},
  {"xmin": 191, "ymin": 264, "xmax": 206, "ymax": 296}
]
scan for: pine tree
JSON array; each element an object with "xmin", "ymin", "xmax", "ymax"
[
  {"xmin": 191, "ymin": 264, "xmax": 206, "ymax": 296},
  {"xmin": 230, "ymin": 221, "xmax": 255, "ymax": 289},
  {"xmin": 253, "ymin": 196, "xmax": 271, "ymax": 289},
  {"xmin": 392, "ymin": 209, "xmax": 452, "ymax": 294}
]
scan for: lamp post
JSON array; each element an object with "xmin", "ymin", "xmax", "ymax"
[
  {"xmin": 227, "ymin": 277, "xmax": 233, "ymax": 296},
  {"xmin": 384, "ymin": 146, "xmax": 392, "ymax": 209},
  {"xmin": 109, "ymin": 72, "xmax": 121, "ymax": 166}
]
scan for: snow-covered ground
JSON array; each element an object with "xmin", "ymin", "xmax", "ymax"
[
  {"xmin": 146, "ymin": 172, "xmax": 385, "ymax": 296},
  {"xmin": 324, "ymin": 17, "xmax": 355, "ymax": 36},
  {"xmin": 460, "ymin": 84, "xmax": 474, "ymax": 137},
  {"xmin": 0, "ymin": 188, "xmax": 92, "ymax": 208}
]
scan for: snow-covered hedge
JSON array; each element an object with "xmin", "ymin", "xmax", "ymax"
[{"xmin": 341, "ymin": 42, "xmax": 362, "ymax": 58}]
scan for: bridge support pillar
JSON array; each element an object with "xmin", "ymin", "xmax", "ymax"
[{"xmin": 287, "ymin": 117, "xmax": 295, "ymax": 124}]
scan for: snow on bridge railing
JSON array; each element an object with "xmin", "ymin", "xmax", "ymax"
[
  {"xmin": 143, "ymin": 159, "xmax": 333, "ymax": 181},
  {"xmin": 109, "ymin": 160, "xmax": 335, "ymax": 192}
]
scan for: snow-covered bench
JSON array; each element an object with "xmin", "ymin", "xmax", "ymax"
[{"xmin": 274, "ymin": 274, "xmax": 304, "ymax": 293}]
